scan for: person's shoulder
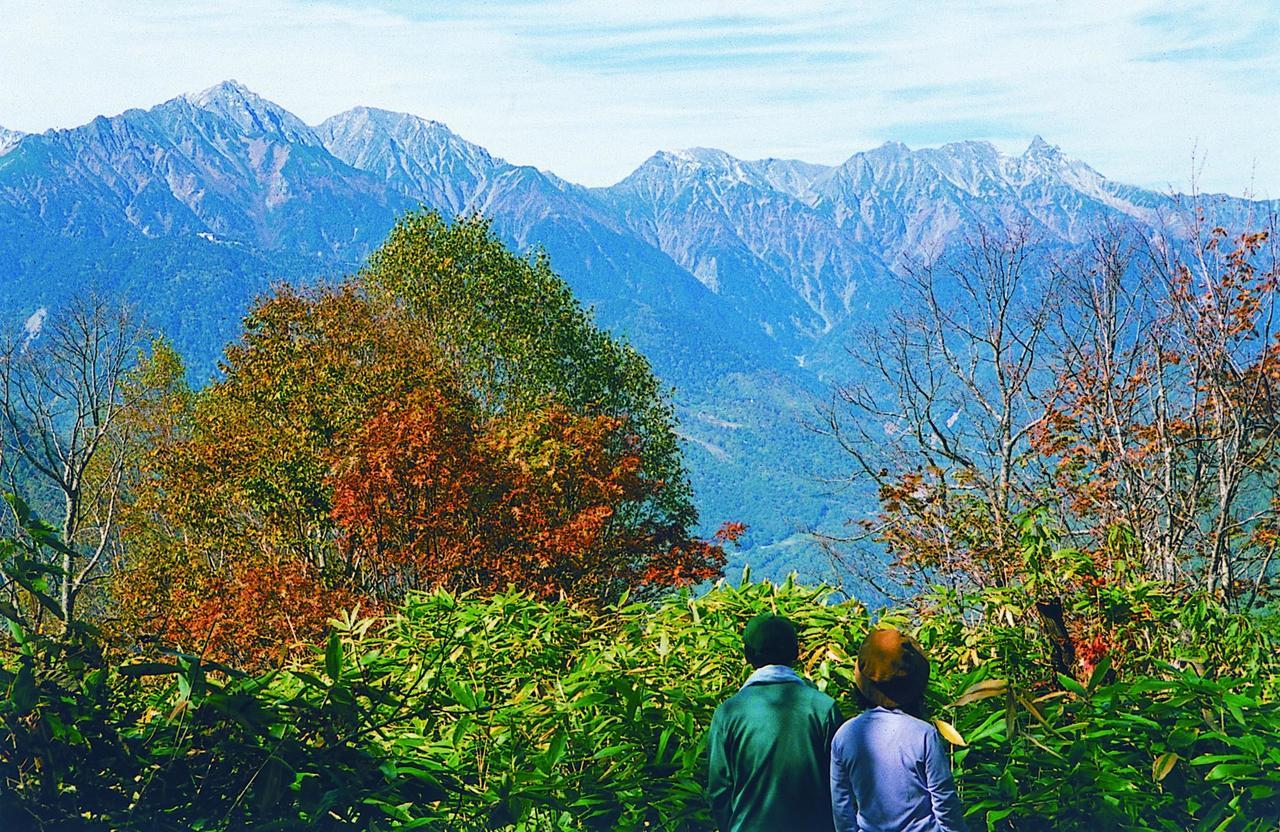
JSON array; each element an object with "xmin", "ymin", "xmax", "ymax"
[
  {"xmin": 832, "ymin": 708, "xmax": 872, "ymax": 755},
  {"xmin": 888, "ymin": 709, "xmax": 938, "ymax": 746},
  {"xmin": 780, "ymin": 680, "xmax": 838, "ymax": 716},
  {"xmin": 801, "ymin": 682, "xmax": 838, "ymax": 705},
  {"xmin": 834, "ymin": 707, "xmax": 872, "ymax": 737},
  {"xmin": 713, "ymin": 686, "xmax": 754, "ymax": 716},
  {"xmin": 835, "ymin": 707, "xmax": 931, "ymax": 734}
]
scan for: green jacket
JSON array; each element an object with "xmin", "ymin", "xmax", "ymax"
[{"xmin": 707, "ymin": 666, "xmax": 843, "ymax": 832}]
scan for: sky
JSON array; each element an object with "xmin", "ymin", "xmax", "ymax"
[{"xmin": 1, "ymin": 0, "xmax": 1277, "ymax": 197}]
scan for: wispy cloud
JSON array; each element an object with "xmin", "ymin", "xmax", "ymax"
[{"xmin": 0, "ymin": 0, "xmax": 1276, "ymax": 197}]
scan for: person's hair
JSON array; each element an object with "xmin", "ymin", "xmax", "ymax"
[
  {"xmin": 742, "ymin": 614, "xmax": 799, "ymax": 668},
  {"xmin": 852, "ymin": 683, "xmax": 927, "ymax": 719}
]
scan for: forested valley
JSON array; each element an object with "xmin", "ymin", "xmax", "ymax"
[{"xmin": 1, "ymin": 208, "xmax": 1278, "ymax": 831}]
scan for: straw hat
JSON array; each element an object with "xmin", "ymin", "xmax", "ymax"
[{"xmin": 855, "ymin": 627, "xmax": 930, "ymax": 710}]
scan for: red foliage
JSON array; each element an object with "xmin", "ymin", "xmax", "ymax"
[
  {"xmin": 640, "ymin": 536, "xmax": 730, "ymax": 589},
  {"xmin": 159, "ymin": 557, "xmax": 364, "ymax": 668},
  {"xmin": 330, "ymin": 388, "xmax": 499, "ymax": 596},
  {"xmin": 1075, "ymin": 632, "xmax": 1113, "ymax": 680},
  {"xmin": 330, "ymin": 397, "xmax": 730, "ymax": 602}
]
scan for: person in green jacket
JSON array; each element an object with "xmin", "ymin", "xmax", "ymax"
[{"xmin": 707, "ymin": 614, "xmax": 844, "ymax": 832}]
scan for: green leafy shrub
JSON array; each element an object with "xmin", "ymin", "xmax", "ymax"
[{"xmin": 3, "ymin": 550, "xmax": 1279, "ymax": 830}]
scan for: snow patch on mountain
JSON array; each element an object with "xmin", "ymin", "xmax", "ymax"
[
  {"xmin": 0, "ymin": 126, "xmax": 24, "ymax": 157},
  {"xmin": 184, "ymin": 80, "xmax": 320, "ymax": 146},
  {"xmin": 23, "ymin": 307, "xmax": 47, "ymax": 348},
  {"xmin": 678, "ymin": 430, "xmax": 733, "ymax": 462},
  {"xmin": 319, "ymin": 107, "xmax": 504, "ymax": 213}
]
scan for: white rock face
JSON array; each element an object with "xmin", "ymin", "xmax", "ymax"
[
  {"xmin": 318, "ymin": 106, "xmax": 505, "ymax": 214},
  {"xmin": 183, "ymin": 80, "xmax": 321, "ymax": 147},
  {"xmin": 23, "ymin": 307, "xmax": 46, "ymax": 339},
  {"xmin": 0, "ymin": 125, "xmax": 24, "ymax": 156},
  {"xmin": 0, "ymin": 81, "xmax": 408, "ymax": 252},
  {"xmin": 592, "ymin": 135, "xmax": 1190, "ymax": 352}
]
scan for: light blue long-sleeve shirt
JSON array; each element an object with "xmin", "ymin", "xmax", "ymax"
[{"xmin": 830, "ymin": 707, "xmax": 967, "ymax": 832}]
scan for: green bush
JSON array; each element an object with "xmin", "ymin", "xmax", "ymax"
[{"xmin": 4, "ymin": 573, "xmax": 1279, "ymax": 831}]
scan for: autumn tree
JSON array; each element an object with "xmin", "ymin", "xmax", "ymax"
[
  {"xmin": 328, "ymin": 387, "xmax": 502, "ymax": 599},
  {"xmin": 481, "ymin": 406, "xmax": 666, "ymax": 600},
  {"xmin": 331, "ymin": 398, "xmax": 726, "ymax": 604},
  {"xmin": 361, "ymin": 211, "xmax": 696, "ymax": 535},
  {"xmin": 827, "ymin": 211, "xmax": 1280, "ymax": 613},
  {"xmin": 1037, "ymin": 219, "xmax": 1280, "ymax": 604},
  {"xmin": 1157, "ymin": 223, "xmax": 1280, "ymax": 600},
  {"xmin": 119, "ymin": 215, "xmax": 727, "ymax": 663},
  {"xmin": 112, "ymin": 284, "xmax": 449, "ymax": 662}
]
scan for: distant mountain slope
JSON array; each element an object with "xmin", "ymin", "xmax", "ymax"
[
  {"xmin": 317, "ymin": 105, "xmax": 794, "ymax": 389},
  {"xmin": 0, "ymin": 81, "xmax": 407, "ymax": 254},
  {"xmin": 597, "ymin": 148, "xmax": 896, "ymax": 356},
  {"xmin": 808, "ymin": 137, "xmax": 1168, "ymax": 256},
  {"xmin": 595, "ymin": 137, "xmax": 1193, "ymax": 367},
  {"xmin": 319, "ymin": 106, "xmax": 505, "ymax": 213},
  {"xmin": 1, "ymin": 81, "xmax": 1274, "ymax": 588}
]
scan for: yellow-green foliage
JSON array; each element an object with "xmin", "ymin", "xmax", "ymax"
[
  {"xmin": 334, "ymin": 578, "xmax": 869, "ymax": 830},
  {"xmin": 302, "ymin": 576, "xmax": 1279, "ymax": 831},
  {"xmin": 2, "ymin": 575, "xmax": 1279, "ymax": 830}
]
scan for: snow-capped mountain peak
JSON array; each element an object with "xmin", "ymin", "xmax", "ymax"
[
  {"xmin": 0, "ymin": 125, "xmax": 25, "ymax": 156},
  {"xmin": 1024, "ymin": 134, "xmax": 1062, "ymax": 161},
  {"xmin": 629, "ymin": 147, "xmax": 806, "ymax": 193},
  {"xmin": 182, "ymin": 79, "xmax": 319, "ymax": 145},
  {"xmin": 320, "ymin": 106, "xmax": 501, "ymax": 170},
  {"xmin": 318, "ymin": 106, "xmax": 507, "ymax": 212},
  {"xmin": 669, "ymin": 147, "xmax": 741, "ymax": 168}
]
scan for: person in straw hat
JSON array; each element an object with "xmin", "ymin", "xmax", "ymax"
[{"xmin": 830, "ymin": 627, "xmax": 967, "ymax": 832}]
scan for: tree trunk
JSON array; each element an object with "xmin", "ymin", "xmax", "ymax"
[{"xmin": 1035, "ymin": 597, "xmax": 1076, "ymax": 679}]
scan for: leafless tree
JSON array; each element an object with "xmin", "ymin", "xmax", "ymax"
[
  {"xmin": 824, "ymin": 205, "xmax": 1280, "ymax": 610},
  {"xmin": 1043, "ymin": 210, "xmax": 1280, "ymax": 602},
  {"xmin": 0, "ymin": 296, "xmax": 150, "ymax": 632},
  {"xmin": 1149, "ymin": 215, "xmax": 1280, "ymax": 598},
  {"xmin": 1041, "ymin": 223, "xmax": 1190, "ymax": 578},
  {"xmin": 817, "ymin": 223, "xmax": 1056, "ymax": 590}
]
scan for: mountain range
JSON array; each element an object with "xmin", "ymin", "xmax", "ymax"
[{"xmin": 2, "ymin": 80, "xmax": 1273, "ymax": 587}]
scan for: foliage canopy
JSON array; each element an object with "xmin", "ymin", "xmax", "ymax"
[{"xmin": 109, "ymin": 212, "xmax": 722, "ymax": 665}]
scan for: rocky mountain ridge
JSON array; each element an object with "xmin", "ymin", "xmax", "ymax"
[{"xmin": 2, "ymin": 81, "xmax": 1272, "ymax": 583}]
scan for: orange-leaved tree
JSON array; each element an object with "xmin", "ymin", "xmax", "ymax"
[
  {"xmin": 328, "ymin": 387, "xmax": 505, "ymax": 599},
  {"xmin": 116, "ymin": 214, "xmax": 729, "ymax": 665},
  {"xmin": 112, "ymin": 283, "xmax": 442, "ymax": 664},
  {"xmin": 330, "ymin": 398, "xmax": 725, "ymax": 604}
]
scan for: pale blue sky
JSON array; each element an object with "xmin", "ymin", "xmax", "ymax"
[{"xmin": 2, "ymin": 0, "xmax": 1277, "ymax": 196}]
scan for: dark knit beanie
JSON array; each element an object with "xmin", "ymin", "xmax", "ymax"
[
  {"xmin": 743, "ymin": 614, "xmax": 799, "ymax": 668},
  {"xmin": 855, "ymin": 627, "xmax": 930, "ymax": 711}
]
